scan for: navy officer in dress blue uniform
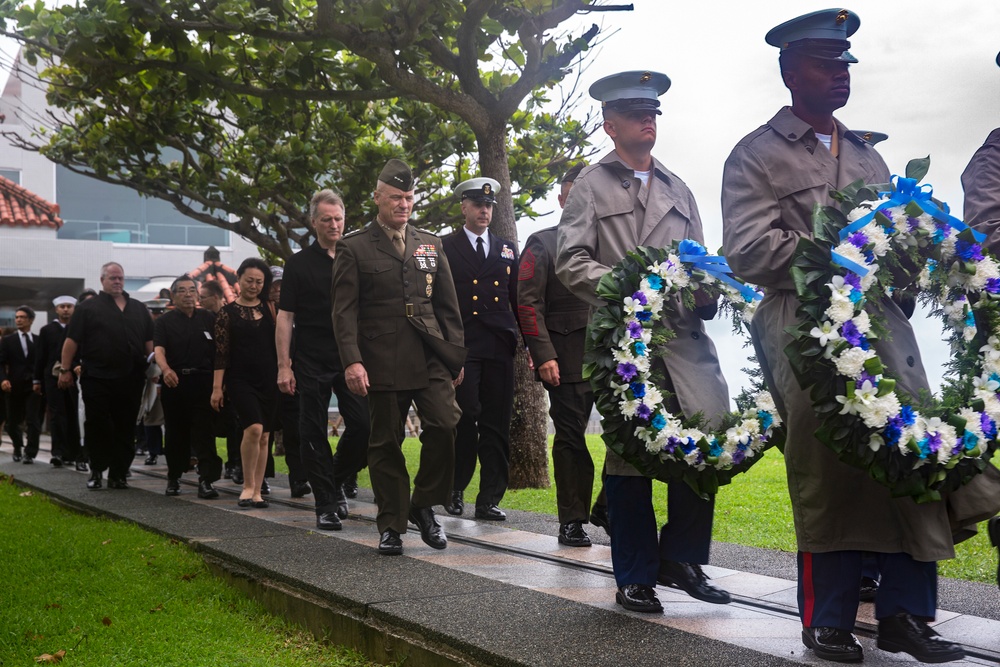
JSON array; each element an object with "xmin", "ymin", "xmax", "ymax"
[{"xmin": 442, "ymin": 177, "xmax": 520, "ymax": 520}]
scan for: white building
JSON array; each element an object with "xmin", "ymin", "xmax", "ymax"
[{"xmin": 0, "ymin": 50, "xmax": 258, "ymax": 331}]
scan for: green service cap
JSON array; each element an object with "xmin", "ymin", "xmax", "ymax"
[{"xmin": 378, "ymin": 158, "xmax": 414, "ymax": 191}]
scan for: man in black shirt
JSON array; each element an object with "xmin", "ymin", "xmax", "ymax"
[
  {"xmin": 154, "ymin": 275, "xmax": 224, "ymax": 498},
  {"xmin": 33, "ymin": 296, "xmax": 84, "ymax": 469},
  {"xmin": 61, "ymin": 262, "xmax": 154, "ymax": 489},
  {"xmin": 277, "ymin": 189, "xmax": 370, "ymax": 531}
]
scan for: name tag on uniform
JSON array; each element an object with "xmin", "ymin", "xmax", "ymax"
[
  {"xmin": 414, "ymin": 244, "xmax": 438, "ymax": 270},
  {"xmin": 204, "ymin": 331, "xmax": 213, "ymax": 340},
  {"xmin": 500, "ymin": 244, "xmax": 515, "ymax": 261}
]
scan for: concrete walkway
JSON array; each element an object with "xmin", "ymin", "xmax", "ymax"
[{"xmin": 3, "ymin": 444, "xmax": 999, "ymax": 666}]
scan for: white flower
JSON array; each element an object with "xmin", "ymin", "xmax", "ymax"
[
  {"xmin": 726, "ymin": 423, "xmax": 752, "ymax": 446},
  {"xmin": 834, "ymin": 347, "xmax": 876, "ymax": 378},
  {"xmin": 827, "ymin": 275, "xmax": 854, "ymax": 302},
  {"xmin": 973, "ymin": 374, "xmax": 1000, "ymax": 393},
  {"xmin": 825, "ymin": 299, "xmax": 856, "ymax": 325},
  {"xmin": 862, "ymin": 223, "xmax": 891, "ymax": 257},
  {"xmin": 623, "ymin": 296, "xmax": 645, "ymax": 316},
  {"xmin": 810, "ymin": 321, "xmax": 841, "ymax": 346},
  {"xmin": 859, "ymin": 263, "xmax": 879, "ymax": 292},
  {"xmin": 867, "ymin": 433, "xmax": 885, "ymax": 452},
  {"xmin": 619, "ymin": 399, "xmax": 639, "ymax": 418},
  {"xmin": 836, "ymin": 394, "xmax": 861, "ymax": 415},
  {"xmin": 852, "ymin": 310, "xmax": 872, "ymax": 334},
  {"xmin": 833, "ymin": 243, "xmax": 870, "ymax": 273},
  {"xmin": 854, "ymin": 380, "xmax": 878, "ymax": 406},
  {"xmin": 979, "ymin": 336, "xmax": 1000, "ymax": 362},
  {"xmin": 644, "ymin": 385, "xmax": 664, "ymax": 407},
  {"xmin": 860, "ymin": 393, "xmax": 900, "ymax": 429}
]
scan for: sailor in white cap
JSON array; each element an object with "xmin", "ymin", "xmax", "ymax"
[
  {"xmin": 442, "ymin": 175, "xmax": 520, "ymax": 521},
  {"xmin": 556, "ymin": 70, "xmax": 732, "ymax": 614},
  {"xmin": 33, "ymin": 295, "xmax": 84, "ymax": 468}
]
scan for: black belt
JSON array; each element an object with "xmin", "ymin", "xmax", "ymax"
[{"xmin": 178, "ymin": 368, "xmax": 211, "ymax": 375}]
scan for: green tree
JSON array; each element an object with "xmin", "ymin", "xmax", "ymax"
[{"xmin": 0, "ymin": 0, "xmax": 625, "ymax": 487}]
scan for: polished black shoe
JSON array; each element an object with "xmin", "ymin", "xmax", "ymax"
[
  {"xmin": 165, "ymin": 478, "xmax": 181, "ymax": 496},
  {"xmin": 859, "ymin": 575, "xmax": 879, "ymax": 602},
  {"xmin": 108, "ymin": 477, "xmax": 129, "ymax": 490},
  {"xmin": 316, "ymin": 512, "xmax": 343, "ymax": 531},
  {"xmin": 22, "ymin": 456, "xmax": 34, "ymax": 465},
  {"xmin": 615, "ymin": 584, "xmax": 662, "ymax": 613},
  {"xmin": 50, "ymin": 456, "xmax": 63, "ymax": 468},
  {"xmin": 444, "ymin": 490, "xmax": 464, "ymax": 516},
  {"xmin": 378, "ymin": 528, "xmax": 403, "ymax": 555},
  {"xmin": 197, "ymin": 480, "xmax": 219, "ymax": 499},
  {"xmin": 87, "ymin": 471, "xmax": 102, "ymax": 489},
  {"xmin": 332, "ymin": 484, "xmax": 349, "ymax": 519},
  {"xmin": 589, "ymin": 503, "xmax": 610, "ymax": 534},
  {"xmin": 408, "ymin": 505, "xmax": 447, "ymax": 550},
  {"xmin": 12, "ymin": 451, "xmax": 21, "ymax": 463},
  {"xmin": 988, "ymin": 515, "xmax": 1000, "ymax": 590},
  {"xmin": 475, "ymin": 504, "xmax": 506, "ymax": 521},
  {"xmin": 260, "ymin": 480, "xmax": 270, "ymax": 495},
  {"xmin": 343, "ymin": 474, "xmax": 359, "ymax": 499},
  {"xmin": 558, "ymin": 521, "xmax": 592, "ymax": 547},
  {"xmin": 237, "ymin": 498, "xmax": 253, "ymax": 508},
  {"xmin": 231, "ymin": 466, "xmax": 244, "ymax": 485},
  {"xmin": 290, "ymin": 481, "xmax": 312, "ymax": 499},
  {"xmin": 877, "ymin": 612, "xmax": 965, "ymax": 663},
  {"xmin": 75, "ymin": 461, "xmax": 89, "ymax": 472},
  {"xmin": 658, "ymin": 561, "xmax": 731, "ymax": 604},
  {"xmin": 801, "ymin": 627, "xmax": 863, "ymax": 663},
  {"xmin": 144, "ymin": 454, "xmax": 157, "ymax": 465},
  {"xmin": 252, "ymin": 499, "xmax": 269, "ymax": 508}
]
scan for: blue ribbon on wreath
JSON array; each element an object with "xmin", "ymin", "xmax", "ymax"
[
  {"xmin": 677, "ymin": 239, "xmax": 762, "ymax": 302},
  {"xmin": 831, "ymin": 250, "xmax": 870, "ymax": 276},
  {"xmin": 838, "ymin": 175, "xmax": 985, "ymax": 243}
]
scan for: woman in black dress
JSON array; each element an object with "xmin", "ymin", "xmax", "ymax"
[{"xmin": 211, "ymin": 258, "xmax": 277, "ymax": 508}]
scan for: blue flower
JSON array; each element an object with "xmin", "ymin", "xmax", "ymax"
[
  {"xmin": 652, "ymin": 413, "xmax": 667, "ymax": 430},
  {"xmin": 955, "ymin": 240, "xmax": 984, "ymax": 262},
  {"xmin": 963, "ymin": 430, "xmax": 979, "ymax": 451},
  {"xmin": 633, "ymin": 341, "xmax": 647, "ymax": 356},
  {"xmin": 981, "ymin": 413, "xmax": 997, "ymax": 440},
  {"xmin": 629, "ymin": 381, "xmax": 646, "ymax": 398},
  {"xmin": 988, "ymin": 278, "xmax": 1000, "ymax": 294},
  {"xmin": 883, "ymin": 419, "xmax": 902, "ymax": 447},
  {"xmin": 900, "ymin": 405, "xmax": 916, "ymax": 426},
  {"xmin": 636, "ymin": 311, "xmax": 653, "ymax": 322},
  {"xmin": 709, "ymin": 441, "xmax": 723, "ymax": 457},
  {"xmin": 965, "ymin": 310, "xmax": 976, "ymax": 328},
  {"xmin": 757, "ymin": 410, "xmax": 773, "ymax": 430},
  {"xmin": 646, "ymin": 274, "xmax": 663, "ymax": 291},
  {"xmin": 842, "ymin": 320, "xmax": 864, "ymax": 346}
]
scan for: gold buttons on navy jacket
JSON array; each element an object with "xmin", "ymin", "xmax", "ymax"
[{"xmin": 473, "ymin": 279, "xmax": 478, "ymax": 285}]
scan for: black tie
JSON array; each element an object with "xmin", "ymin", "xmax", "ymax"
[
  {"xmin": 476, "ymin": 236, "xmax": 486, "ymax": 264},
  {"xmin": 23, "ymin": 332, "xmax": 32, "ymax": 357}
]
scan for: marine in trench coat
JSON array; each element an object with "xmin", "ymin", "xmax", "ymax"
[{"xmin": 721, "ymin": 106, "xmax": 954, "ymax": 563}]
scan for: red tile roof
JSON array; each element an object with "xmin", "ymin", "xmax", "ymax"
[{"xmin": 0, "ymin": 175, "xmax": 63, "ymax": 229}]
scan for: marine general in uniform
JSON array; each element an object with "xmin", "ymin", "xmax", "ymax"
[
  {"xmin": 721, "ymin": 9, "xmax": 964, "ymax": 662},
  {"xmin": 441, "ymin": 177, "xmax": 520, "ymax": 521},
  {"xmin": 556, "ymin": 71, "xmax": 732, "ymax": 614},
  {"xmin": 332, "ymin": 159, "xmax": 466, "ymax": 555}
]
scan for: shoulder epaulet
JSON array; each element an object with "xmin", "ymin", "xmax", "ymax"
[
  {"xmin": 415, "ymin": 226, "xmax": 442, "ymax": 238},
  {"xmin": 343, "ymin": 227, "xmax": 366, "ymax": 238}
]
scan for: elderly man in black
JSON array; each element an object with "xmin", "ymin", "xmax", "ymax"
[
  {"xmin": 33, "ymin": 296, "xmax": 84, "ymax": 469},
  {"xmin": 154, "ymin": 275, "xmax": 224, "ymax": 498},
  {"xmin": 61, "ymin": 262, "xmax": 154, "ymax": 489},
  {"xmin": 277, "ymin": 189, "xmax": 370, "ymax": 531},
  {"xmin": 0, "ymin": 306, "xmax": 41, "ymax": 464}
]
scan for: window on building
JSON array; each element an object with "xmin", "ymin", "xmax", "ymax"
[
  {"xmin": 55, "ymin": 165, "xmax": 228, "ymax": 247},
  {"xmin": 0, "ymin": 168, "xmax": 21, "ymax": 184}
]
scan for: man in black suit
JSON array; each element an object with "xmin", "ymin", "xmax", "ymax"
[
  {"xmin": 33, "ymin": 296, "xmax": 84, "ymax": 469},
  {"xmin": 0, "ymin": 306, "xmax": 41, "ymax": 463},
  {"xmin": 442, "ymin": 177, "xmax": 520, "ymax": 520}
]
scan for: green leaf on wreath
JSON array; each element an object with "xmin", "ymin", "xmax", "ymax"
[{"xmin": 905, "ymin": 156, "xmax": 930, "ymax": 182}]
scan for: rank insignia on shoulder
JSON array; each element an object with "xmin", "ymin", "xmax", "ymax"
[{"xmin": 500, "ymin": 244, "xmax": 515, "ymax": 261}]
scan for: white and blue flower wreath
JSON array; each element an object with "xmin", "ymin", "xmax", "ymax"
[
  {"xmin": 584, "ymin": 240, "xmax": 784, "ymax": 497},
  {"xmin": 785, "ymin": 158, "xmax": 1000, "ymax": 501}
]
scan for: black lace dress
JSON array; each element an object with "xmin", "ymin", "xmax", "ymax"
[{"xmin": 214, "ymin": 300, "xmax": 278, "ymax": 431}]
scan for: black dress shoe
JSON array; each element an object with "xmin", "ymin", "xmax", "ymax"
[
  {"xmin": 343, "ymin": 474, "xmax": 359, "ymax": 499},
  {"xmin": 108, "ymin": 477, "xmax": 129, "ymax": 490},
  {"xmin": 801, "ymin": 627, "xmax": 863, "ymax": 663},
  {"xmin": 859, "ymin": 575, "xmax": 879, "ymax": 602},
  {"xmin": 444, "ymin": 490, "xmax": 464, "ymax": 516},
  {"xmin": 657, "ymin": 561, "xmax": 731, "ymax": 604},
  {"xmin": 589, "ymin": 503, "xmax": 610, "ymax": 534},
  {"xmin": 231, "ymin": 466, "xmax": 244, "ymax": 485},
  {"xmin": 87, "ymin": 471, "xmax": 102, "ymax": 489},
  {"xmin": 408, "ymin": 505, "xmax": 447, "ymax": 550},
  {"xmin": 22, "ymin": 456, "xmax": 34, "ymax": 464},
  {"xmin": 332, "ymin": 484, "xmax": 349, "ymax": 519},
  {"xmin": 165, "ymin": 478, "xmax": 181, "ymax": 496},
  {"xmin": 316, "ymin": 512, "xmax": 343, "ymax": 531},
  {"xmin": 144, "ymin": 454, "xmax": 157, "ymax": 465},
  {"xmin": 290, "ymin": 481, "xmax": 312, "ymax": 499},
  {"xmin": 558, "ymin": 521, "xmax": 592, "ymax": 547},
  {"xmin": 237, "ymin": 498, "xmax": 253, "ymax": 508},
  {"xmin": 475, "ymin": 504, "xmax": 506, "ymax": 521},
  {"xmin": 253, "ymin": 499, "xmax": 269, "ymax": 508},
  {"xmin": 877, "ymin": 612, "xmax": 965, "ymax": 663},
  {"xmin": 988, "ymin": 515, "xmax": 1000, "ymax": 590},
  {"xmin": 75, "ymin": 461, "xmax": 89, "ymax": 472},
  {"xmin": 260, "ymin": 480, "xmax": 270, "ymax": 495},
  {"xmin": 12, "ymin": 451, "xmax": 21, "ymax": 462},
  {"xmin": 378, "ymin": 528, "xmax": 403, "ymax": 555},
  {"xmin": 197, "ymin": 480, "xmax": 219, "ymax": 499},
  {"xmin": 50, "ymin": 456, "xmax": 63, "ymax": 468},
  {"xmin": 615, "ymin": 584, "xmax": 663, "ymax": 613}
]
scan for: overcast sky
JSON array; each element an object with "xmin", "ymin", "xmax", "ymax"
[{"xmin": 515, "ymin": 0, "xmax": 1000, "ymax": 401}]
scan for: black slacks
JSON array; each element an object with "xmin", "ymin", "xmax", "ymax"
[
  {"xmin": 44, "ymin": 376, "xmax": 81, "ymax": 462},
  {"xmin": 161, "ymin": 373, "xmax": 222, "ymax": 482},
  {"xmin": 453, "ymin": 355, "xmax": 513, "ymax": 507},
  {"xmin": 80, "ymin": 372, "xmax": 144, "ymax": 480},
  {"xmin": 5, "ymin": 388, "xmax": 41, "ymax": 458}
]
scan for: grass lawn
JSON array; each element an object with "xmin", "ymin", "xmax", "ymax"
[
  {"xmin": 239, "ymin": 435, "xmax": 998, "ymax": 585},
  {"xmin": 0, "ymin": 475, "xmax": 380, "ymax": 667}
]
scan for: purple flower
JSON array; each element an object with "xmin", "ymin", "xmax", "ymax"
[
  {"xmin": 616, "ymin": 362, "xmax": 638, "ymax": 382},
  {"xmin": 987, "ymin": 278, "xmax": 1000, "ymax": 294},
  {"xmin": 858, "ymin": 371, "xmax": 877, "ymax": 387},
  {"xmin": 848, "ymin": 231, "xmax": 869, "ymax": 249},
  {"xmin": 844, "ymin": 273, "xmax": 862, "ymax": 291},
  {"xmin": 627, "ymin": 320, "xmax": 643, "ymax": 339},
  {"xmin": 631, "ymin": 291, "xmax": 648, "ymax": 306},
  {"xmin": 981, "ymin": 413, "xmax": 997, "ymax": 440},
  {"xmin": 732, "ymin": 449, "xmax": 746, "ymax": 465},
  {"xmin": 842, "ymin": 320, "xmax": 865, "ymax": 347},
  {"xmin": 635, "ymin": 403, "xmax": 653, "ymax": 421},
  {"xmin": 906, "ymin": 216, "xmax": 920, "ymax": 232}
]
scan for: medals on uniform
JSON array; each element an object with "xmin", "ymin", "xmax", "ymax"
[
  {"xmin": 425, "ymin": 272, "xmax": 433, "ymax": 297},
  {"xmin": 414, "ymin": 243, "xmax": 438, "ymax": 271}
]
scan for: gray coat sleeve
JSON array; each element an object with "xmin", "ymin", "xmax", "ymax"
[{"xmin": 554, "ymin": 176, "xmax": 609, "ymax": 308}]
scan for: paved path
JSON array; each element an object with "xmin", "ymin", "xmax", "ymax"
[{"xmin": 3, "ymin": 443, "xmax": 999, "ymax": 666}]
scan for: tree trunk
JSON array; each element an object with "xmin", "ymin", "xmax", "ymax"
[{"xmin": 477, "ymin": 122, "xmax": 550, "ymax": 489}]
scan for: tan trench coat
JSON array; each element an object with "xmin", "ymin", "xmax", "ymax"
[
  {"xmin": 556, "ymin": 150, "xmax": 730, "ymax": 476},
  {"xmin": 722, "ymin": 107, "xmax": 954, "ymax": 561}
]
